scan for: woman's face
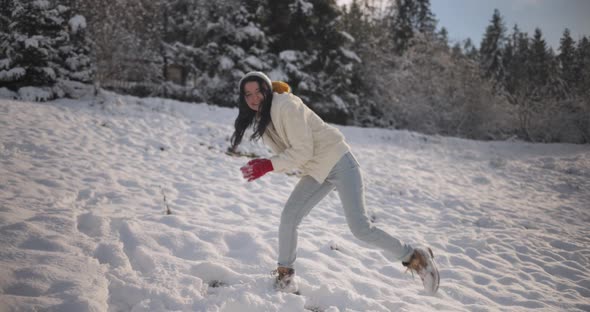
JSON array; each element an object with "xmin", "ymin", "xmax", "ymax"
[{"xmin": 243, "ymin": 81, "xmax": 264, "ymax": 112}]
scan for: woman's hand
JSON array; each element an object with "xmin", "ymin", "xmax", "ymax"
[{"xmin": 240, "ymin": 159, "xmax": 274, "ymax": 182}]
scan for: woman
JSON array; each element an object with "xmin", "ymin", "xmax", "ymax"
[{"xmin": 230, "ymin": 71, "xmax": 440, "ymax": 295}]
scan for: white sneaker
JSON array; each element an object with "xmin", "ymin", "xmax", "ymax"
[{"xmin": 402, "ymin": 247, "xmax": 440, "ymax": 295}]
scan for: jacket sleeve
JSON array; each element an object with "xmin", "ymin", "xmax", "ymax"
[{"xmin": 269, "ymin": 98, "xmax": 314, "ymax": 172}]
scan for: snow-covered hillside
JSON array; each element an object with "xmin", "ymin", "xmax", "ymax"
[{"xmin": 1, "ymin": 93, "xmax": 589, "ymax": 312}]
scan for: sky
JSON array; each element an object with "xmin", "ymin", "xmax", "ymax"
[{"xmin": 338, "ymin": 0, "xmax": 590, "ymax": 51}]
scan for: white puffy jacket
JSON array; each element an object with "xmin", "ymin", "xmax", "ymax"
[{"xmin": 262, "ymin": 92, "xmax": 350, "ymax": 183}]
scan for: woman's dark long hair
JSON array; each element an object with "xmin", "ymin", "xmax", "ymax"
[{"xmin": 230, "ymin": 76, "xmax": 273, "ymax": 152}]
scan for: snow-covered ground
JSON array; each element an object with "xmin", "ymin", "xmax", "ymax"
[{"xmin": 1, "ymin": 92, "xmax": 589, "ymax": 312}]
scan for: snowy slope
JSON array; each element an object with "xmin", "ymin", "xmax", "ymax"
[{"xmin": 1, "ymin": 92, "xmax": 589, "ymax": 312}]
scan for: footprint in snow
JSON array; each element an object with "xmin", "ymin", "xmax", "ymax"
[{"xmin": 77, "ymin": 212, "xmax": 106, "ymax": 237}]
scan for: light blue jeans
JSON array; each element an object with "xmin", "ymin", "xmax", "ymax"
[{"xmin": 278, "ymin": 152, "xmax": 413, "ymax": 268}]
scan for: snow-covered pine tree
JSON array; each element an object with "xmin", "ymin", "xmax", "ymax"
[
  {"xmin": 265, "ymin": 0, "xmax": 318, "ymax": 97},
  {"xmin": 534, "ymin": 30, "xmax": 565, "ymax": 97},
  {"xmin": 341, "ymin": 0, "xmax": 368, "ymax": 61},
  {"xmin": 501, "ymin": 31, "xmax": 514, "ymax": 92},
  {"xmin": 0, "ymin": 0, "xmax": 62, "ymax": 96},
  {"xmin": 415, "ymin": 0, "xmax": 437, "ymax": 34},
  {"xmin": 451, "ymin": 42, "xmax": 464, "ymax": 58},
  {"xmin": 1, "ymin": 0, "xmax": 94, "ymax": 99},
  {"xmin": 437, "ymin": 26, "xmax": 449, "ymax": 49},
  {"xmin": 462, "ymin": 38, "xmax": 478, "ymax": 60},
  {"xmin": 303, "ymin": 0, "xmax": 359, "ymax": 124},
  {"xmin": 262, "ymin": 0, "xmax": 358, "ymax": 124},
  {"xmin": 544, "ymin": 29, "xmax": 589, "ymax": 143},
  {"xmin": 415, "ymin": 0, "xmax": 436, "ymax": 34},
  {"xmin": 528, "ymin": 28, "xmax": 551, "ymax": 89},
  {"xmin": 340, "ymin": 0, "xmax": 380, "ymax": 126},
  {"xmin": 387, "ymin": 0, "xmax": 435, "ymax": 54},
  {"xmin": 503, "ymin": 25, "xmax": 528, "ymax": 96},
  {"xmin": 574, "ymin": 36, "xmax": 590, "ymax": 142},
  {"xmin": 389, "ymin": 0, "xmax": 417, "ymax": 54},
  {"xmin": 510, "ymin": 27, "xmax": 574, "ymax": 143},
  {"xmin": 183, "ymin": 0, "xmax": 271, "ymax": 106},
  {"xmin": 0, "ymin": 0, "xmax": 11, "ymax": 32},
  {"xmin": 558, "ymin": 28, "xmax": 577, "ymax": 93},
  {"xmin": 0, "ymin": 0, "xmax": 12, "ymax": 86},
  {"xmin": 266, "ymin": 0, "xmax": 292, "ymax": 51},
  {"xmin": 52, "ymin": 1, "xmax": 94, "ymax": 85},
  {"xmin": 479, "ymin": 9, "xmax": 507, "ymax": 91},
  {"xmin": 575, "ymin": 36, "xmax": 590, "ymax": 98},
  {"xmin": 505, "ymin": 27, "xmax": 536, "ymax": 141},
  {"xmin": 159, "ymin": 0, "xmax": 207, "ymax": 100}
]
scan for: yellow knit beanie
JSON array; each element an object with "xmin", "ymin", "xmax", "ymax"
[{"xmin": 272, "ymin": 81, "xmax": 291, "ymax": 94}]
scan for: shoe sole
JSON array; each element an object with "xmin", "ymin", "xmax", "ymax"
[{"xmin": 425, "ymin": 247, "xmax": 440, "ymax": 295}]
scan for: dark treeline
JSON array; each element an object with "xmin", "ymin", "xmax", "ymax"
[{"xmin": 1, "ymin": 0, "xmax": 589, "ymax": 143}]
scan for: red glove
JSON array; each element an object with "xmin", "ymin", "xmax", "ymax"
[{"xmin": 240, "ymin": 159, "xmax": 274, "ymax": 182}]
